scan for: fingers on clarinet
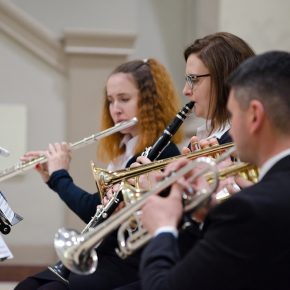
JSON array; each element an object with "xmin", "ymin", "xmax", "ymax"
[{"xmin": 141, "ymin": 156, "xmax": 152, "ymax": 164}]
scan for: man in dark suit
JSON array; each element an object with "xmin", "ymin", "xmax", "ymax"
[{"xmin": 139, "ymin": 51, "xmax": 290, "ymax": 290}]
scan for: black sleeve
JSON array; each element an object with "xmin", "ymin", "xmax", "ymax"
[
  {"xmin": 46, "ymin": 143, "xmax": 180, "ymax": 225},
  {"xmin": 218, "ymin": 130, "xmax": 232, "ymax": 144},
  {"xmin": 157, "ymin": 142, "xmax": 180, "ymax": 160},
  {"xmin": 186, "ymin": 130, "xmax": 232, "ymax": 149},
  {"xmin": 47, "ymin": 169, "xmax": 101, "ymax": 223}
]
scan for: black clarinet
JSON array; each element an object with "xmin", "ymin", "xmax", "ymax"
[
  {"xmin": 48, "ymin": 101, "xmax": 194, "ymax": 283},
  {"xmin": 143, "ymin": 101, "xmax": 194, "ymax": 160},
  {"xmin": 94, "ymin": 100, "xmax": 195, "ymax": 219}
]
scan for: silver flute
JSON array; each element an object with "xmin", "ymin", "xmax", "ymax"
[{"xmin": 0, "ymin": 118, "xmax": 138, "ymax": 183}]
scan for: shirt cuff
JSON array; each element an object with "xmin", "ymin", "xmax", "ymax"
[{"xmin": 153, "ymin": 226, "xmax": 178, "ymax": 238}]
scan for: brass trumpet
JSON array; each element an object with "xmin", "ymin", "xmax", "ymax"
[
  {"xmin": 53, "ymin": 147, "xmax": 238, "ymax": 275},
  {"xmin": 0, "ymin": 118, "xmax": 138, "ymax": 183},
  {"xmin": 91, "ymin": 142, "xmax": 234, "ymax": 199},
  {"xmin": 116, "ymin": 162, "xmax": 259, "ymax": 258}
]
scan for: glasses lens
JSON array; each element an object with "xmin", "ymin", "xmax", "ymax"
[
  {"xmin": 185, "ymin": 74, "xmax": 210, "ymax": 89},
  {"xmin": 185, "ymin": 75, "xmax": 190, "ymax": 88},
  {"xmin": 185, "ymin": 75, "xmax": 197, "ymax": 89}
]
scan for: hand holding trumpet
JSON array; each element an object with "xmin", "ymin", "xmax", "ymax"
[
  {"xmin": 141, "ymin": 136, "xmax": 255, "ymax": 232},
  {"xmin": 141, "ymin": 158, "xmax": 189, "ymax": 234}
]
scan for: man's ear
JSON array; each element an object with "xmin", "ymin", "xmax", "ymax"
[{"xmin": 248, "ymin": 100, "xmax": 265, "ymax": 134}]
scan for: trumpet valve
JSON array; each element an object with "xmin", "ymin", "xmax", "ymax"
[
  {"xmin": 91, "ymin": 162, "xmax": 112, "ymax": 199},
  {"xmin": 238, "ymin": 165, "xmax": 259, "ymax": 183},
  {"xmin": 119, "ymin": 181, "xmax": 144, "ymax": 205}
]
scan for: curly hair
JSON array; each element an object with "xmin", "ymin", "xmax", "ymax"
[
  {"xmin": 97, "ymin": 58, "xmax": 183, "ymax": 162},
  {"xmin": 184, "ymin": 32, "xmax": 255, "ymax": 133}
]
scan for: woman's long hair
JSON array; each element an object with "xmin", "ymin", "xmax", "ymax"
[{"xmin": 97, "ymin": 58, "xmax": 183, "ymax": 162}]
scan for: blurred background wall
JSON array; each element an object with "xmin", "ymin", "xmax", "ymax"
[{"xmin": 0, "ymin": 0, "xmax": 290, "ymax": 266}]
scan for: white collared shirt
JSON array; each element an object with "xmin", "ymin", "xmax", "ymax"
[
  {"xmin": 107, "ymin": 135, "xmax": 138, "ymax": 171},
  {"xmin": 154, "ymin": 226, "xmax": 178, "ymax": 238},
  {"xmin": 196, "ymin": 121, "xmax": 231, "ymax": 140}
]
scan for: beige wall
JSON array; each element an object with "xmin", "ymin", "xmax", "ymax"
[
  {"xmin": 219, "ymin": 0, "xmax": 290, "ymax": 52},
  {"xmin": 0, "ymin": 32, "xmax": 67, "ymax": 262}
]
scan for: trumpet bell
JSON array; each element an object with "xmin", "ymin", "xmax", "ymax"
[{"xmin": 54, "ymin": 228, "xmax": 98, "ymax": 275}]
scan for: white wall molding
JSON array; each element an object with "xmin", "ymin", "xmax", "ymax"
[
  {"xmin": 0, "ymin": 0, "xmax": 136, "ymax": 71},
  {"xmin": 63, "ymin": 29, "xmax": 136, "ymax": 56},
  {"xmin": 0, "ymin": 0, "xmax": 66, "ymax": 73}
]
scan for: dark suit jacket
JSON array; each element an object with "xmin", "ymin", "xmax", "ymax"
[{"xmin": 140, "ymin": 155, "xmax": 290, "ymax": 290}]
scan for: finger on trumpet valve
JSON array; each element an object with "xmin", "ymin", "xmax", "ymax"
[
  {"xmin": 199, "ymin": 138, "xmax": 213, "ymax": 149},
  {"xmin": 230, "ymin": 182, "xmax": 241, "ymax": 192},
  {"xmin": 215, "ymin": 187, "xmax": 231, "ymax": 202},
  {"xmin": 206, "ymin": 138, "xmax": 222, "ymax": 158},
  {"xmin": 208, "ymin": 137, "xmax": 219, "ymax": 147},
  {"xmin": 190, "ymin": 136, "xmax": 200, "ymax": 151},
  {"xmin": 215, "ymin": 178, "xmax": 241, "ymax": 203},
  {"xmin": 177, "ymin": 177, "xmax": 194, "ymax": 196},
  {"xmin": 119, "ymin": 181, "xmax": 144, "ymax": 205}
]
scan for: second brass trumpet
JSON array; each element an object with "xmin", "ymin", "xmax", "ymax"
[{"xmin": 91, "ymin": 142, "xmax": 235, "ymax": 199}]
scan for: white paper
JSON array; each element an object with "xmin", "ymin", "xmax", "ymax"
[
  {"xmin": 0, "ymin": 235, "xmax": 13, "ymax": 261},
  {"xmin": 0, "ymin": 191, "xmax": 23, "ymax": 226}
]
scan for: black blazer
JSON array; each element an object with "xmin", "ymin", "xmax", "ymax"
[{"xmin": 140, "ymin": 155, "xmax": 290, "ymax": 290}]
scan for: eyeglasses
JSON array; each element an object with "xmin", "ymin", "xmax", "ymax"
[{"xmin": 185, "ymin": 73, "xmax": 210, "ymax": 89}]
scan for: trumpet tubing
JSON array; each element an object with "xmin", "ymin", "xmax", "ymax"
[
  {"xmin": 92, "ymin": 142, "xmax": 234, "ymax": 199},
  {"xmin": 0, "ymin": 118, "xmax": 138, "ymax": 183},
  {"xmin": 116, "ymin": 211, "xmax": 150, "ymax": 258},
  {"xmin": 116, "ymin": 161, "xmax": 259, "ymax": 258},
  {"xmin": 54, "ymin": 148, "xmax": 235, "ymax": 274},
  {"xmin": 206, "ymin": 162, "xmax": 258, "ymax": 184}
]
